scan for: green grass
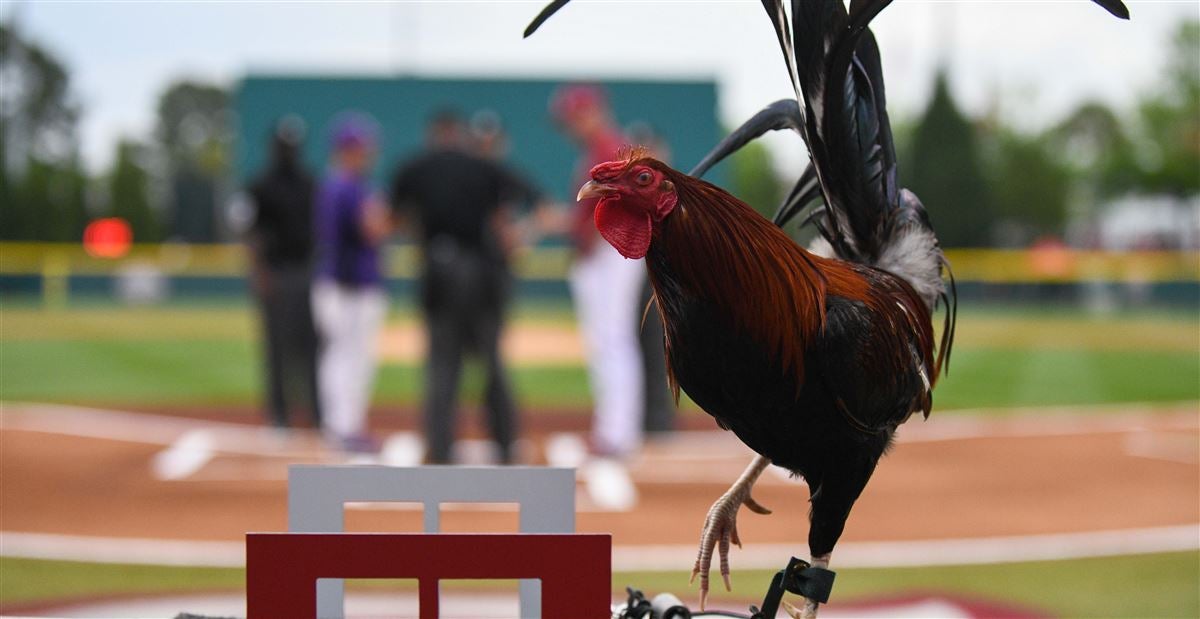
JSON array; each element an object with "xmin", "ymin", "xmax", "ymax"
[
  {"xmin": 0, "ymin": 558, "xmax": 244, "ymax": 608},
  {"xmin": 4, "ymin": 339, "xmax": 1197, "ymax": 411},
  {"xmin": 376, "ymin": 363, "xmax": 595, "ymax": 410},
  {"xmin": 0, "ymin": 339, "xmax": 595, "ymax": 409},
  {"xmin": 2, "ymin": 303, "xmax": 1196, "ymax": 411},
  {"xmin": 3, "ymin": 552, "xmax": 1197, "ymax": 617},
  {"xmin": 1, "ymin": 339, "xmax": 260, "ymax": 405},
  {"xmin": 933, "ymin": 349, "xmax": 1200, "ymax": 410}
]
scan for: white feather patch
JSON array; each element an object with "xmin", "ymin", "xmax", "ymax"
[
  {"xmin": 807, "ymin": 236, "xmax": 836, "ymax": 258},
  {"xmin": 875, "ymin": 224, "xmax": 946, "ymax": 311},
  {"xmin": 808, "ymin": 224, "xmax": 945, "ymax": 311}
]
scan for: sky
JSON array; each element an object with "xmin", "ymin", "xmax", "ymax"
[{"xmin": 4, "ymin": 0, "xmax": 1197, "ymax": 174}]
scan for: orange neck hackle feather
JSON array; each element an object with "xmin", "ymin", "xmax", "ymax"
[
  {"xmin": 644, "ymin": 163, "xmax": 934, "ymax": 407},
  {"xmin": 650, "ymin": 167, "xmax": 832, "ymax": 376}
]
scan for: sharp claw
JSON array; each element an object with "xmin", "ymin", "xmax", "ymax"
[
  {"xmin": 744, "ymin": 494, "xmax": 772, "ymax": 515},
  {"xmin": 783, "ymin": 600, "xmax": 803, "ymax": 619},
  {"xmin": 694, "ymin": 475, "xmax": 773, "ymax": 611}
]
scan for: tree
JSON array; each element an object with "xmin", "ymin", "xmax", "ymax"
[
  {"xmin": 0, "ymin": 23, "xmax": 85, "ymax": 242},
  {"xmin": 1050, "ymin": 101, "xmax": 1140, "ymax": 199},
  {"xmin": 154, "ymin": 80, "xmax": 230, "ymax": 241},
  {"xmin": 156, "ymin": 81, "xmax": 230, "ymax": 173},
  {"xmin": 109, "ymin": 140, "xmax": 159, "ymax": 242},
  {"xmin": 0, "ymin": 23, "xmax": 78, "ymax": 165},
  {"xmin": 1133, "ymin": 20, "xmax": 1200, "ymax": 198},
  {"xmin": 727, "ymin": 138, "xmax": 783, "ymax": 222},
  {"xmin": 904, "ymin": 69, "xmax": 995, "ymax": 247},
  {"xmin": 984, "ymin": 129, "xmax": 1072, "ymax": 244},
  {"xmin": 14, "ymin": 154, "xmax": 87, "ymax": 242}
]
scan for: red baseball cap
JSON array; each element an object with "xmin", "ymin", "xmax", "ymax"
[{"xmin": 550, "ymin": 84, "xmax": 609, "ymax": 121}]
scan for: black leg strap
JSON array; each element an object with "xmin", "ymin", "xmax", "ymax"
[
  {"xmin": 786, "ymin": 560, "xmax": 836, "ymax": 604},
  {"xmin": 750, "ymin": 557, "xmax": 838, "ymax": 617}
]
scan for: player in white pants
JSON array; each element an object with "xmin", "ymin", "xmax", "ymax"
[
  {"xmin": 312, "ymin": 280, "xmax": 387, "ymax": 443},
  {"xmin": 569, "ymin": 241, "xmax": 647, "ymax": 456}
]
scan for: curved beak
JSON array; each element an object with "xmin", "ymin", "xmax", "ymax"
[{"xmin": 577, "ymin": 180, "xmax": 618, "ymax": 202}]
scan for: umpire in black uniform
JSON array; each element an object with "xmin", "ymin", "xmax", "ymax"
[
  {"xmin": 390, "ymin": 109, "xmax": 540, "ymax": 464},
  {"xmin": 247, "ymin": 117, "xmax": 321, "ymax": 429}
]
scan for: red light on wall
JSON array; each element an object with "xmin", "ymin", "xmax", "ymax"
[{"xmin": 83, "ymin": 218, "xmax": 133, "ymax": 259}]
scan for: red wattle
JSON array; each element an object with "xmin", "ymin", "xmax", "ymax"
[{"xmin": 595, "ymin": 198, "xmax": 652, "ymax": 259}]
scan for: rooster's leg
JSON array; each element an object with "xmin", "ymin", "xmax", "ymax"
[
  {"xmin": 690, "ymin": 454, "xmax": 773, "ymax": 610},
  {"xmin": 783, "ymin": 554, "xmax": 830, "ymax": 619},
  {"xmin": 793, "ymin": 458, "xmax": 877, "ymax": 617}
]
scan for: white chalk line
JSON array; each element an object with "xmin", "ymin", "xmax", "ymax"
[
  {"xmin": 4, "ymin": 401, "xmax": 1196, "ymax": 450},
  {"xmin": 5, "ymin": 401, "xmax": 1196, "ymax": 488},
  {"xmin": 1, "ymin": 402, "xmax": 325, "ymax": 458},
  {"xmin": 3, "ymin": 524, "xmax": 1196, "ymax": 571},
  {"xmin": 1122, "ymin": 428, "xmax": 1200, "ymax": 464},
  {"xmin": 4, "ymin": 401, "xmax": 1196, "ymax": 513},
  {"xmin": 4, "ymin": 400, "xmax": 1196, "ymax": 459},
  {"xmin": 0, "ymin": 532, "xmax": 246, "ymax": 568}
]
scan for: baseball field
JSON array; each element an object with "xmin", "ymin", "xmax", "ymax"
[{"xmin": 2, "ymin": 298, "xmax": 1198, "ymax": 617}]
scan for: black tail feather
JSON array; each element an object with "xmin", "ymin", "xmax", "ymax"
[
  {"xmin": 523, "ymin": 0, "xmax": 571, "ymax": 38},
  {"xmin": 761, "ymin": 1, "xmax": 804, "ymax": 102},
  {"xmin": 690, "ymin": 99, "xmax": 804, "ymax": 178},
  {"xmin": 773, "ymin": 164, "xmax": 822, "ymax": 228},
  {"xmin": 785, "ymin": 0, "xmax": 889, "ymax": 262},
  {"xmin": 1090, "ymin": 0, "xmax": 1130, "ymax": 19},
  {"xmin": 935, "ymin": 259, "xmax": 958, "ymax": 381}
]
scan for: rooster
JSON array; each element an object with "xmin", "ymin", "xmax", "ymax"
[{"xmin": 527, "ymin": 0, "xmax": 1129, "ymax": 615}]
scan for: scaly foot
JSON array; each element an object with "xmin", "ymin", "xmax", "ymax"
[{"xmin": 689, "ymin": 455, "xmax": 772, "ymax": 609}]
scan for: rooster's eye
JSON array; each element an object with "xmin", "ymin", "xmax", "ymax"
[{"xmin": 635, "ymin": 171, "xmax": 653, "ymax": 185}]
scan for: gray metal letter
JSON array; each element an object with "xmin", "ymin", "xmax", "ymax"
[{"xmin": 288, "ymin": 465, "xmax": 575, "ymax": 618}]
